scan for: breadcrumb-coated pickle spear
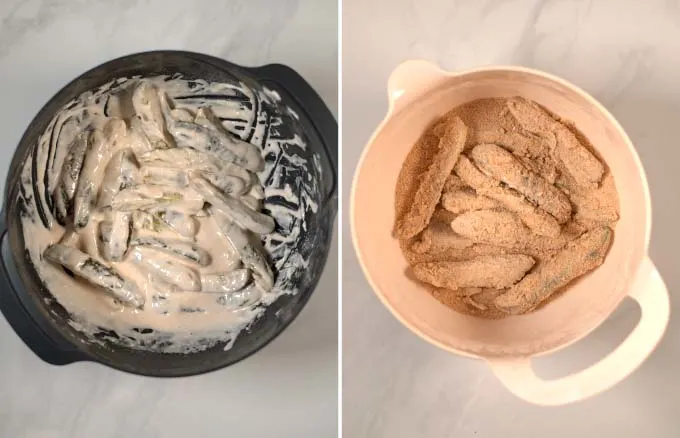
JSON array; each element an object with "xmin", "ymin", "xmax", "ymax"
[
  {"xmin": 451, "ymin": 209, "xmax": 571, "ymax": 252},
  {"xmin": 454, "ymin": 156, "xmax": 561, "ymax": 237},
  {"xmin": 411, "ymin": 220, "xmax": 473, "ymax": 254},
  {"xmin": 469, "ymin": 128, "xmax": 547, "ymax": 157},
  {"xmin": 401, "ymin": 237, "xmax": 510, "ymax": 265},
  {"xmin": 451, "ymin": 210, "xmax": 529, "ymax": 247},
  {"xmin": 412, "ymin": 254, "xmax": 535, "ymax": 290},
  {"xmin": 494, "ymin": 226, "xmax": 613, "ymax": 314},
  {"xmin": 443, "ymin": 174, "xmax": 466, "ymax": 192},
  {"xmin": 570, "ymin": 173, "xmax": 620, "ymax": 226},
  {"xmin": 395, "ymin": 117, "xmax": 468, "ymax": 239},
  {"xmin": 517, "ymin": 155, "xmax": 557, "ymax": 185},
  {"xmin": 506, "ymin": 97, "xmax": 604, "ymax": 187},
  {"xmin": 470, "ymin": 143, "xmax": 572, "ymax": 223},
  {"xmin": 441, "ymin": 189, "xmax": 500, "ymax": 214}
]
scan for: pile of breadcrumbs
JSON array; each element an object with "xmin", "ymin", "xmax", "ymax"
[{"xmin": 394, "ymin": 97, "xmax": 619, "ymax": 318}]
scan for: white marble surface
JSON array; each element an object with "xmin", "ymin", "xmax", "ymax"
[
  {"xmin": 343, "ymin": 0, "xmax": 680, "ymax": 436},
  {"xmin": 0, "ymin": 1, "xmax": 337, "ymax": 437}
]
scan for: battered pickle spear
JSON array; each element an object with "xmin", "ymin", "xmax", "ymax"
[
  {"xmin": 72, "ymin": 129, "xmax": 105, "ymax": 228},
  {"xmin": 98, "ymin": 148, "xmax": 138, "ymax": 207},
  {"xmin": 53, "ymin": 132, "xmax": 89, "ymax": 224},
  {"xmin": 129, "ymin": 235, "xmax": 211, "ymax": 266},
  {"xmin": 200, "ymin": 270, "xmax": 250, "ymax": 294},
  {"xmin": 191, "ymin": 176, "xmax": 274, "ymax": 235},
  {"xmin": 139, "ymin": 148, "xmax": 253, "ymax": 184},
  {"xmin": 43, "ymin": 244, "xmax": 144, "ymax": 308},
  {"xmin": 73, "ymin": 119, "xmax": 127, "ymax": 228},
  {"xmin": 111, "ymin": 184, "xmax": 203, "ymax": 212},
  {"xmin": 148, "ymin": 208, "xmax": 199, "ymax": 239},
  {"xmin": 210, "ymin": 207, "xmax": 274, "ymax": 292},
  {"xmin": 130, "ymin": 248, "xmax": 201, "ymax": 291},
  {"xmin": 99, "ymin": 211, "xmax": 132, "ymax": 261}
]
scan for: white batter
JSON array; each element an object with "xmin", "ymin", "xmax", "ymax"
[{"xmin": 18, "ymin": 75, "xmax": 319, "ymax": 353}]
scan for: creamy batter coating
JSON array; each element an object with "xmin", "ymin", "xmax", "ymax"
[{"xmin": 20, "ymin": 76, "xmax": 318, "ymax": 352}]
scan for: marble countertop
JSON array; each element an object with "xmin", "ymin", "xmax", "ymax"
[
  {"xmin": 0, "ymin": 1, "xmax": 337, "ymax": 437},
  {"xmin": 342, "ymin": 0, "xmax": 680, "ymax": 436}
]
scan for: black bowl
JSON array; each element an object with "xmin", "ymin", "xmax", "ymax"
[{"xmin": 0, "ymin": 51, "xmax": 337, "ymax": 377}]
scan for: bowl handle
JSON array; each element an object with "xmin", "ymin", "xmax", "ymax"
[
  {"xmin": 487, "ymin": 256, "xmax": 669, "ymax": 406},
  {"xmin": 387, "ymin": 60, "xmax": 450, "ymax": 114},
  {"xmin": 0, "ymin": 210, "xmax": 86, "ymax": 365}
]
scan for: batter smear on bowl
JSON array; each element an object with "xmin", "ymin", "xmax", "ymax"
[{"xmin": 394, "ymin": 98, "xmax": 620, "ymax": 318}]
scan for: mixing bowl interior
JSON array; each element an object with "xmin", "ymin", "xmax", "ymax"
[
  {"xmin": 352, "ymin": 68, "xmax": 649, "ymax": 358},
  {"xmin": 4, "ymin": 52, "xmax": 336, "ymax": 376}
]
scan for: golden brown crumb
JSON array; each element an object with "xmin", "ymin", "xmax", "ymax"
[
  {"xmin": 412, "ymin": 254, "xmax": 535, "ymax": 289},
  {"xmin": 494, "ymin": 226, "xmax": 613, "ymax": 314},
  {"xmin": 441, "ymin": 189, "xmax": 499, "ymax": 214},
  {"xmin": 443, "ymin": 174, "xmax": 466, "ymax": 192},
  {"xmin": 430, "ymin": 207, "xmax": 458, "ymax": 224},
  {"xmin": 455, "ymin": 156, "xmax": 561, "ymax": 237},
  {"xmin": 451, "ymin": 210, "xmax": 530, "ymax": 247},
  {"xmin": 411, "ymin": 220, "xmax": 473, "ymax": 253},
  {"xmin": 470, "ymin": 143, "xmax": 572, "ymax": 222},
  {"xmin": 400, "ymin": 237, "xmax": 510, "ymax": 265},
  {"xmin": 394, "ymin": 97, "xmax": 619, "ymax": 318},
  {"xmin": 469, "ymin": 128, "xmax": 547, "ymax": 158},
  {"xmin": 506, "ymin": 97, "xmax": 604, "ymax": 187},
  {"xmin": 394, "ymin": 117, "xmax": 468, "ymax": 239},
  {"xmin": 517, "ymin": 155, "xmax": 557, "ymax": 184},
  {"xmin": 451, "ymin": 209, "xmax": 574, "ymax": 256},
  {"xmin": 430, "ymin": 287, "xmax": 507, "ymax": 318},
  {"xmin": 570, "ymin": 173, "xmax": 620, "ymax": 226}
]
